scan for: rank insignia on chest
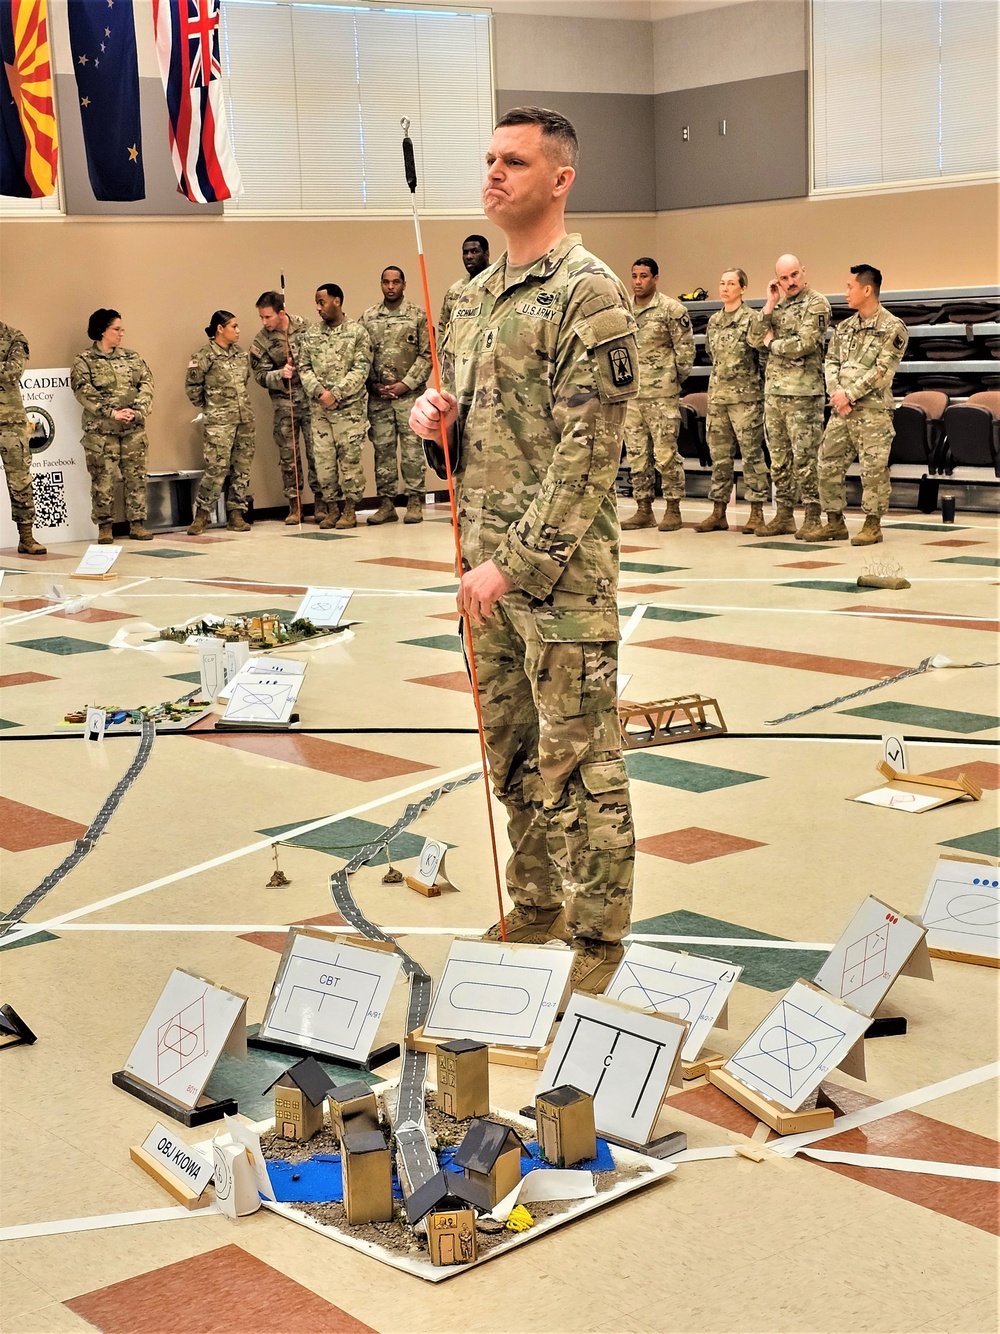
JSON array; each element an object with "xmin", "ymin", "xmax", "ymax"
[
  {"xmin": 483, "ymin": 330, "xmax": 495, "ymax": 350},
  {"xmin": 609, "ymin": 346, "xmax": 634, "ymax": 386}
]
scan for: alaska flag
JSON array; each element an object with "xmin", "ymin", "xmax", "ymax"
[
  {"xmin": 0, "ymin": 0, "xmax": 59, "ymax": 198},
  {"xmin": 67, "ymin": 0, "xmax": 144, "ymax": 200}
]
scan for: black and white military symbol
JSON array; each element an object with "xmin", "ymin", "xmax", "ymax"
[
  {"xmin": 608, "ymin": 346, "xmax": 634, "ymax": 386},
  {"xmin": 536, "ymin": 292, "xmax": 555, "ymax": 306},
  {"xmin": 484, "ymin": 330, "xmax": 495, "ymax": 350}
]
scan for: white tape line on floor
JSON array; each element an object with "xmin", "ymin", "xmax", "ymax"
[
  {"xmin": 0, "ymin": 1204, "xmax": 220, "ymax": 1241},
  {"xmin": 799, "ymin": 1148, "xmax": 1000, "ymax": 1181}
]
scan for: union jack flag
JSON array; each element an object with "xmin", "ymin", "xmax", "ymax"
[{"xmin": 152, "ymin": 0, "xmax": 241, "ymax": 204}]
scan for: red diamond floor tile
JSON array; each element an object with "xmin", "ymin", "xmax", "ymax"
[
  {"xmin": 430, "ymin": 611, "xmax": 462, "ymax": 622},
  {"xmin": 636, "ymin": 826, "xmax": 766, "ymax": 863},
  {"xmin": 194, "ymin": 579, "xmax": 307, "ymax": 595},
  {"xmin": 0, "ymin": 796, "xmax": 88, "ymax": 852},
  {"xmin": 194, "ymin": 731, "xmax": 433, "ymax": 781},
  {"xmin": 622, "ymin": 584, "xmax": 681, "ymax": 594},
  {"xmin": 0, "ymin": 671, "xmax": 57, "ymax": 688},
  {"xmin": 51, "ymin": 607, "xmax": 137, "ymax": 623},
  {"xmin": 925, "ymin": 760, "xmax": 1000, "ymax": 790},
  {"xmin": 620, "ymin": 545, "xmax": 657, "ymax": 553},
  {"xmin": 778, "ymin": 560, "xmax": 842, "ymax": 569},
  {"xmin": 639, "ymin": 635, "xmax": 908, "ymax": 680},
  {"xmin": 836, "ymin": 604, "xmax": 999, "ymax": 633},
  {"xmin": 360, "ymin": 556, "xmax": 455, "ymax": 573},
  {"xmin": 924, "ymin": 539, "xmax": 986, "ymax": 546},
  {"xmin": 2, "ymin": 598, "xmax": 51, "ymax": 610},
  {"xmin": 239, "ymin": 911, "xmax": 348, "ymax": 953},
  {"xmin": 407, "ymin": 670, "xmax": 472, "ymax": 694}
]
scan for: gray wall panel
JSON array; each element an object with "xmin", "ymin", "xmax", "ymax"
[
  {"xmin": 495, "ymin": 90, "xmax": 656, "ymax": 214},
  {"xmin": 654, "ymin": 70, "xmax": 807, "ymax": 210}
]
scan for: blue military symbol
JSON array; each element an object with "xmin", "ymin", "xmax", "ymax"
[{"xmin": 608, "ymin": 345, "xmax": 634, "ymax": 386}]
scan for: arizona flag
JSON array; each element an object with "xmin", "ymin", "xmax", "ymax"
[
  {"xmin": 0, "ymin": 0, "xmax": 59, "ymax": 198},
  {"xmin": 152, "ymin": 0, "xmax": 242, "ymax": 204}
]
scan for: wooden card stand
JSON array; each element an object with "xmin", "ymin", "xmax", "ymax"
[
  {"xmin": 72, "ymin": 572, "xmax": 117, "ymax": 582},
  {"xmin": 246, "ymin": 1024, "xmax": 400, "ymax": 1072},
  {"xmin": 618, "ymin": 694, "xmax": 727, "ymax": 750},
  {"xmin": 404, "ymin": 876, "xmax": 441, "ymax": 898},
  {"xmin": 852, "ymin": 762, "xmax": 984, "ymax": 813},
  {"xmin": 111, "ymin": 1069, "xmax": 237, "ymax": 1128},
  {"xmin": 517, "ymin": 1102, "xmax": 688, "ymax": 1161},
  {"xmin": 129, "ymin": 1144, "xmax": 209, "ymax": 1209},
  {"xmin": 407, "ymin": 1024, "xmax": 551, "ymax": 1071},
  {"xmin": 681, "ymin": 1048, "xmax": 725, "ymax": 1080},
  {"xmin": 708, "ymin": 1068, "xmax": 835, "ymax": 1136},
  {"xmin": 927, "ymin": 946, "xmax": 1000, "ymax": 968}
]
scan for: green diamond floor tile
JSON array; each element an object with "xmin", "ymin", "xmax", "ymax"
[
  {"xmin": 289, "ymin": 532, "xmax": 353, "ymax": 540},
  {"xmin": 241, "ymin": 607, "xmax": 295, "ymax": 617},
  {"xmin": 141, "ymin": 548, "xmax": 204, "ymax": 558},
  {"xmin": 11, "ymin": 636, "xmax": 110, "ymax": 656},
  {"xmin": 780, "ymin": 581, "xmax": 867, "ymax": 594},
  {"xmin": 620, "ymin": 561, "xmax": 687, "ymax": 574},
  {"xmin": 205, "ymin": 1028, "xmax": 380, "ymax": 1120},
  {"xmin": 0, "ymin": 929, "xmax": 59, "ymax": 952},
  {"xmin": 933, "ymin": 555, "xmax": 1000, "ymax": 567},
  {"xmin": 839, "ymin": 700, "xmax": 1000, "ymax": 734},
  {"xmin": 423, "ymin": 584, "xmax": 460, "ymax": 593},
  {"xmin": 624, "ymin": 752, "xmax": 766, "ymax": 791},
  {"xmin": 166, "ymin": 671, "xmax": 203, "ymax": 684},
  {"xmin": 402, "ymin": 634, "xmax": 463, "ymax": 654},
  {"xmin": 746, "ymin": 541, "xmax": 836, "ymax": 551},
  {"xmin": 939, "ymin": 827, "xmax": 1000, "ymax": 859},
  {"xmin": 0, "ymin": 718, "xmax": 19, "ymax": 730},
  {"xmin": 620, "ymin": 606, "xmax": 716, "ymax": 623},
  {"xmin": 630, "ymin": 909, "xmax": 827, "ymax": 992},
  {"xmin": 258, "ymin": 816, "xmax": 431, "ymax": 867},
  {"xmin": 883, "ymin": 522, "xmax": 970, "ymax": 531}
]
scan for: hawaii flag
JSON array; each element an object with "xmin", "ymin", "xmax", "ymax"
[
  {"xmin": 0, "ymin": 0, "xmax": 59, "ymax": 198},
  {"xmin": 152, "ymin": 0, "xmax": 242, "ymax": 203}
]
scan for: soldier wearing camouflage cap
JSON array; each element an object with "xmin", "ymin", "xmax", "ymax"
[
  {"xmin": 297, "ymin": 283, "xmax": 373, "ymax": 530},
  {"xmin": 807, "ymin": 264, "xmax": 908, "ymax": 547},
  {"xmin": 361, "ymin": 268, "xmax": 431, "ymax": 525},
  {"xmin": 185, "ymin": 311, "xmax": 256, "ymax": 535},
  {"xmin": 0, "ymin": 320, "xmax": 45, "ymax": 554},
  {"xmin": 748, "ymin": 254, "xmax": 831, "ymax": 539},
  {"xmin": 437, "ymin": 235, "xmax": 491, "ymax": 349},
  {"xmin": 411, "ymin": 107, "xmax": 639, "ymax": 996},
  {"xmin": 695, "ymin": 268, "xmax": 770, "ymax": 535},
  {"xmin": 620, "ymin": 258, "xmax": 695, "ymax": 532},
  {"xmin": 71, "ymin": 310, "xmax": 154, "ymax": 544}
]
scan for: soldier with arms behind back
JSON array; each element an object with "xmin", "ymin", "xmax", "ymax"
[
  {"xmin": 185, "ymin": 311, "xmax": 256, "ymax": 535},
  {"xmin": 0, "ymin": 320, "xmax": 45, "ymax": 554},
  {"xmin": 437, "ymin": 234, "xmax": 491, "ymax": 349}
]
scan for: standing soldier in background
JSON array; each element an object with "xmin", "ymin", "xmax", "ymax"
[
  {"xmin": 620, "ymin": 257, "xmax": 694, "ymax": 532},
  {"xmin": 437, "ymin": 235, "xmax": 491, "ymax": 347},
  {"xmin": 808, "ymin": 264, "xmax": 908, "ymax": 547},
  {"xmin": 249, "ymin": 291, "xmax": 323, "ymax": 526},
  {"xmin": 361, "ymin": 267, "xmax": 431, "ymax": 525},
  {"xmin": 696, "ymin": 268, "xmax": 770, "ymax": 534},
  {"xmin": 185, "ymin": 311, "xmax": 255, "ymax": 535},
  {"xmin": 0, "ymin": 320, "xmax": 45, "ymax": 554},
  {"xmin": 298, "ymin": 283, "xmax": 372, "ymax": 531},
  {"xmin": 71, "ymin": 310, "xmax": 154, "ymax": 544},
  {"xmin": 749, "ymin": 254, "xmax": 831, "ymax": 539}
]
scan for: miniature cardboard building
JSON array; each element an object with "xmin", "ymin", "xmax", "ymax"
[
  {"xmin": 426, "ymin": 1207, "xmax": 477, "ymax": 1267},
  {"xmin": 341, "ymin": 1128, "xmax": 393, "ymax": 1224},
  {"xmin": 263, "ymin": 1057, "xmax": 332, "ymax": 1141},
  {"xmin": 404, "ymin": 1169, "xmax": 490, "ymax": 1266},
  {"xmin": 327, "ymin": 1079, "xmax": 379, "ymax": 1141},
  {"xmin": 452, "ymin": 1118, "xmax": 529, "ymax": 1208},
  {"xmin": 436, "ymin": 1039, "xmax": 489, "ymax": 1120},
  {"xmin": 535, "ymin": 1085, "xmax": 596, "ymax": 1168}
]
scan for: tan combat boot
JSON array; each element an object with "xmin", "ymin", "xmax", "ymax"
[
  {"xmin": 335, "ymin": 500, "xmax": 357, "ymax": 529},
  {"xmin": 757, "ymin": 501, "xmax": 797, "ymax": 536},
  {"xmin": 318, "ymin": 500, "xmax": 341, "ymax": 530},
  {"xmin": 129, "ymin": 522, "xmax": 152, "ymax": 541},
  {"xmin": 403, "ymin": 495, "xmax": 423, "ymax": 524},
  {"xmin": 804, "ymin": 510, "xmax": 849, "ymax": 542},
  {"xmin": 695, "ymin": 501, "xmax": 728, "ymax": 533},
  {"xmin": 795, "ymin": 503, "xmax": 824, "ymax": 540},
  {"xmin": 658, "ymin": 499, "xmax": 683, "ymax": 532},
  {"xmin": 366, "ymin": 497, "xmax": 398, "ymax": 525},
  {"xmin": 311, "ymin": 497, "xmax": 328, "ymax": 525},
  {"xmin": 742, "ymin": 502, "xmax": 765, "ymax": 534},
  {"xmin": 16, "ymin": 522, "xmax": 45, "ymax": 555},
  {"xmin": 482, "ymin": 905, "xmax": 570, "ymax": 945},
  {"xmin": 97, "ymin": 522, "xmax": 115, "ymax": 544},
  {"xmin": 227, "ymin": 511, "xmax": 251, "ymax": 532},
  {"xmin": 851, "ymin": 515, "xmax": 883, "ymax": 546},
  {"xmin": 186, "ymin": 509, "xmax": 211, "ymax": 536},
  {"xmin": 570, "ymin": 939, "xmax": 625, "ymax": 995},
  {"xmin": 621, "ymin": 499, "xmax": 655, "ymax": 530},
  {"xmin": 284, "ymin": 503, "xmax": 301, "ymax": 526}
]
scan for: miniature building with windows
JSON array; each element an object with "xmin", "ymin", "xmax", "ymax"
[
  {"xmin": 262, "ymin": 1057, "xmax": 332, "ymax": 1142},
  {"xmin": 435, "ymin": 1039, "xmax": 489, "ymax": 1120},
  {"xmin": 452, "ymin": 1118, "xmax": 529, "ymax": 1207},
  {"xmin": 404, "ymin": 1170, "xmax": 489, "ymax": 1268},
  {"xmin": 535, "ymin": 1085, "xmax": 597, "ymax": 1167},
  {"xmin": 327, "ymin": 1079, "xmax": 379, "ymax": 1142},
  {"xmin": 341, "ymin": 1128, "xmax": 393, "ymax": 1224}
]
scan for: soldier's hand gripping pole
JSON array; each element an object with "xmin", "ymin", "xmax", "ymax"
[{"xmin": 400, "ymin": 117, "xmax": 507, "ymax": 941}]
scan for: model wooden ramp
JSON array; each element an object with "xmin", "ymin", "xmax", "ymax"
[{"xmin": 618, "ymin": 694, "xmax": 726, "ymax": 749}]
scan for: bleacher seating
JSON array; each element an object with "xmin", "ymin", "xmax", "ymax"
[
  {"xmin": 891, "ymin": 391, "xmax": 947, "ymax": 469},
  {"xmin": 941, "ymin": 392, "xmax": 1000, "ymax": 475},
  {"xmin": 678, "ymin": 393, "xmax": 710, "ymax": 467}
]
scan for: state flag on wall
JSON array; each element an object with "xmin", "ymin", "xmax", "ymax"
[
  {"xmin": 152, "ymin": 0, "xmax": 242, "ymax": 204},
  {"xmin": 0, "ymin": 0, "xmax": 59, "ymax": 198},
  {"xmin": 67, "ymin": 0, "xmax": 145, "ymax": 201}
]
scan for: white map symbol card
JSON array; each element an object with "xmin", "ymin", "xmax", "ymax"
[
  {"xmin": 813, "ymin": 895, "xmax": 929, "ymax": 1016},
  {"xmin": 919, "ymin": 856, "xmax": 1000, "ymax": 962},
  {"xmin": 605, "ymin": 944, "xmax": 741, "ymax": 1061},
  {"xmin": 293, "ymin": 587, "xmax": 353, "ymax": 627}
]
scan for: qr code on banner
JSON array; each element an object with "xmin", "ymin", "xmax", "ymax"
[{"xmin": 31, "ymin": 470, "xmax": 68, "ymax": 529}]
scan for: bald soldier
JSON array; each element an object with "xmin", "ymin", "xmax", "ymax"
[
  {"xmin": 748, "ymin": 254, "xmax": 831, "ymax": 539},
  {"xmin": 410, "ymin": 107, "xmax": 639, "ymax": 995},
  {"xmin": 437, "ymin": 235, "xmax": 491, "ymax": 348}
]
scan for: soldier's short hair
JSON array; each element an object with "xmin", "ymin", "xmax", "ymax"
[
  {"xmin": 464, "ymin": 235, "xmax": 489, "ymax": 252},
  {"xmin": 205, "ymin": 310, "xmax": 235, "ymax": 339},
  {"xmin": 722, "ymin": 268, "xmax": 748, "ymax": 289},
  {"xmin": 87, "ymin": 308, "xmax": 121, "ymax": 341},
  {"xmin": 381, "ymin": 266, "xmax": 405, "ymax": 282},
  {"xmin": 255, "ymin": 290, "xmax": 285, "ymax": 313},
  {"xmin": 315, "ymin": 283, "xmax": 344, "ymax": 303},
  {"xmin": 495, "ymin": 106, "xmax": 579, "ymax": 168},
  {"xmin": 632, "ymin": 257, "xmax": 658, "ymax": 277},
  {"xmin": 851, "ymin": 264, "xmax": 882, "ymax": 294}
]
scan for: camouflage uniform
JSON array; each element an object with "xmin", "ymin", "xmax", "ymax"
[
  {"xmin": 438, "ymin": 277, "xmax": 467, "ymax": 349},
  {"xmin": 248, "ymin": 313, "xmax": 321, "ymax": 506},
  {"xmin": 297, "ymin": 319, "xmax": 372, "ymax": 503},
  {"xmin": 71, "ymin": 344, "xmax": 154, "ymax": 523},
  {"xmin": 623, "ymin": 292, "xmax": 694, "ymax": 502},
  {"xmin": 0, "ymin": 322, "xmax": 34, "ymax": 524},
  {"xmin": 819, "ymin": 306, "xmax": 908, "ymax": 516},
  {"xmin": 360, "ymin": 300, "xmax": 431, "ymax": 497},
  {"xmin": 445, "ymin": 234, "xmax": 639, "ymax": 943},
  {"xmin": 748, "ymin": 288, "xmax": 831, "ymax": 505},
  {"xmin": 705, "ymin": 303, "xmax": 769, "ymax": 503},
  {"xmin": 185, "ymin": 342, "xmax": 255, "ymax": 514}
]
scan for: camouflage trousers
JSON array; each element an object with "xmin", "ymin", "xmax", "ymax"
[
  {"xmin": 623, "ymin": 397, "xmax": 684, "ymax": 501},
  {"xmin": 194, "ymin": 421, "xmax": 255, "ymax": 514},
  {"xmin": 818, "ymin": 405, "xmax": 895, "ymax": 516},
  {"xmin": 368, "ymin": 393, "xmax": 426, "ymax": 497},
  {"xmin": 0, "ymin": 425, "xmax": 35, "ymax": 524},
  {"xmin": 311, "ymin": 399, "xmax": 367, "ymax": 502},
  {"xmin": 764, "ymin": 395, "xmax": 825, "ymax": 506},
  {"xmin": 272, "ymin": 400, "xmax": 320, "ymax": 502},
  {"xmin": 82, "ymin": 430, "xmax": 149, "ymax": 522},
  {"xmin": 468, "ymin": 591, "xmax": 634, "ymax": 944},
  {"xmin": 706, "ymin": 400, "xmax": 770, "ymax": 504}
]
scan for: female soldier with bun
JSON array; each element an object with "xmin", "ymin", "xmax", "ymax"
[
  {"xmin": 70, "ymin": 309, "xmax": 154, "ymax": 542},
  {"xmin": 185, "ymin": 311, "xmax": 255, "ymax": 535}
]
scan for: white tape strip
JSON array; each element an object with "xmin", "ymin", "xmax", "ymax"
[
  {"xmin": 0, "ymin": 1203, "xmax": 219, "ymax": 1241},
  {"xmin": 0, "ymin": 576, "xmax": 152, "ymax": 627},
  {"xmin": 771, "ymin": 1062, "xmax": 1000, "ymax": 1158},
  {"xmin": 625, "ymin": 934, "xmax": 833, "ymax": 951},
  {"xmin": 623, "ymin": 602, "xmax": 998, "ymax": 625},
  {"xmin": 799, "ymin": 1148, "xmax": 1000, "ymax": 1181},
  {"xmin": 619, "ymin": 603, "xmax": 648, "ymax": 645},
  {"xmin": 671, "ymin": 1145, "xmax": 740, "ymax": 1163}
]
